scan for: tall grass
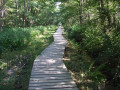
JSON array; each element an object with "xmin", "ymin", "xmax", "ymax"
[{"xmin": 0, "ymin": 25, "xmax": 57, "ymax": 89}]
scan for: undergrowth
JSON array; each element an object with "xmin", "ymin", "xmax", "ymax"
[
  {"xmin": 0, "ymin": 25, "xmax": 57, "ymax": 90},
  {"xmin": 63, "ymin": 20, "xmax": 120, "ymax": 90}
]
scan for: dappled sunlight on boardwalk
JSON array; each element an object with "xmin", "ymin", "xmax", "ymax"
[{"xmin": 28, "ymin": 26, "xmax": 78, "ymax": 90}]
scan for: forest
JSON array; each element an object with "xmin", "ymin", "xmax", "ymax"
[{"xmin": 0, "ymin": 0, "xmax": 120, "ymax": 90}]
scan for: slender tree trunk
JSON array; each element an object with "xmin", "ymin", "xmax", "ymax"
[
  {"xmin": 112, "ymin": 0, "xmax": 116, "ymax": 26},
  {"xmin": 16, "ymin": 0, "xmax": 18, "ymax": 26},
  {"xmin": 0, "ymin": 0, "xmax": 3, "ymax": 31},
  {"xmin": 23, "ymin": 15, "xmax": 26, "ymax": 27},
  {"xmin": 16, "ymin": 0, "xmax": 18, "ymax": 14},
  {"xmin": 118, "ymin": 0, "xmax": 120, "ymax": 25},
  {"xmin": 23, "ymin": 0, "xmax": 26, "ymax": 27},
  {"xmin": 3, "ymin": 7, "xmax": 7, "ymax": 26},
  {"xmin": 26, "ymin": 0, "xmax": 30, "ymax": 26},
  {"xmin": 86, "ymin": 0, "xmax": 90, "ymax": 20},
  {"xmin": 99, "ymin": 0, "xmax": 105, "ymax": 26},
  {"xmin": 106, "ymin": 0, "xmax": 111, "ymax": 26},
  {"xmin": 0, "ymin": 13, "xmax": 2, "ymax": 31},
  {"xmin": 79, "ymin": 0, "xmax": 83, "ymax": 24},
  {"xmin": 27, "ymin": 0, "xmax": 29, "ymax": 12}
]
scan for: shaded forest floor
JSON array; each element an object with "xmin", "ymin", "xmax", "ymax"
[{"xmin": 63, "ymin": 42, "xmax": 120, "ymax": 90}]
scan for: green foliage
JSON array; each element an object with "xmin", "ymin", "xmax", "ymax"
[
  {"xmin": 88, "ymin": 62, "xmax": 106, "ymax": 83},
  {"xmin": 59, "ymin": 0, "xmax": 120, "ymax": 88},
  {"xmin": 67, "ymin": 25, "xmax": 85, "ymax": 43},
  {"xmin": 0, "ymin": 25, "xmax": 57, "ymax": 52},
  {"xmin": 0, "ymin": 28, "xmax": 30, "ymax": 50},
  {"xmin": 62, "ymin": 2, "xmax": 120, "ymax": 86},
  {"xmin": 0, "ymin": 25, "xmax": 57, "ymax": 89},
  {"xmin": 65, "ymin": 22, "xmax": 120, "ymax": 88},
  {"xmin": 1, "ymin": 0, "xmax": 58, "ymax": 28}
]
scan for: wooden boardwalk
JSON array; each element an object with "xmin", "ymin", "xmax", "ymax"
[{"xmin": 28, "ymin": 26, "xmax": 78, "ymax": 90}]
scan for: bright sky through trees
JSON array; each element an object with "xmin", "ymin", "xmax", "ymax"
[{"xmin": 56, "ymin": 2, "xmax": 61, "ymax": 9}]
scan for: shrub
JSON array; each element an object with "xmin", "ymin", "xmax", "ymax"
[
  {"xmin": 82, "ymin": 25, "xmax": 106, "ymax": 58},
  {"xmin": 67, "ymin": 25, "xmax": 85, "ymax": 43},
  {"xmin": 0, "ymin": 28, "xmax": 31, "ymax": 50},
  {"xmin": 0, "ymin": 25, "xmax": 57, "ymax": 53},
  {"xmin": 65, "ymin": 20, "xmax": 120, "ymax": 88}
]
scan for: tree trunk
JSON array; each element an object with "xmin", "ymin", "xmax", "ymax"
[
  {"xmin": 112, "ymin": 0, "xmax": 116, "ymax": 26},
  {"xmin": 86, "ymin": 0, "xmax": 90, "ymax": 20},
  {"xmin": 0, "ymin": 13, "xmax": 2, "ymax": 31},
  {"xmin": 79, "ymin": 0, "xmax": 83, "ymax": 24},
  {"xmin": 23, "ymin": 15, "xmax": 26, "ymax": 27},
  {"xmin": 98, "ymin": 0, "xmax": 106, "ymax": 26},
  {"xmin": 106, "ymin": 0, "xmax": 111, "ymax": 26},
  {"xmin": 27, "ymin": 0, "xmax": 29, "ymax": 12},
  {"xmin": 16, "ymin": 0, "xmax": 18, "ymax": 26},
  {"xmin": 23, "ymin": 0, "xmax": 26, "ymax": 27},
  {"xmin": 0, "ymin": 0, "xmax": 3, "ymax": 31}
]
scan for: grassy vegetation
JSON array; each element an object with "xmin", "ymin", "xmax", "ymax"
[
  {"xmin": 0, "ymin": 25, "xmax": 57, "ymax": 90},
  {"xmin": 62, "ymin": 21, "xmax": 120, "ymax": 90},
  {"xmin": 63, "ymin": 41, "xmax": 104, "ymax": 90}
]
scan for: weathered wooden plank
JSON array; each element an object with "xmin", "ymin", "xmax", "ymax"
[
  {"xmin": 29, "ymin": 79, "xmax": 75, "ymax": 83},
  {"xmin": 29, "ymin": 81, "xmax": 76, "ymax": 86},
  {"xmin": 30, "ymin": 77, "xmax": 72, "ymax": 80},
  {"xmin": 29, "ymin": 82, "xmax": 76, "ymax": 87},
  {"xmin": 28, "ymin": 26, "xmax": 78, "ymax": 90},
  {"xmin": 31, "ymin": 71, "xmax": 69, "ymax": 74},
  {"xmin": 29, "ymin": 85, "xmax": 76, "ymax": 88},
  {"xmin": 30, "ymin": 78, "xmax": 72, "ymax": 81},
  {"xmin": 32, "ymin": 67, "xmax": 67, "ymax": 70},
  {"xmin": 33, "ymin": 62, "xmax": 63, "ymax": 64},
  {"xmin": 31, "ymin": 74, "xmax": 71, "ymax": 78},
  {"xmin": 31, "ymin": 71, "xmax": 68, "ymax": 73},
  {"xmin": 29, "ymin": 80, "xmax": 76, "ymax": 84},
  {"xmin": 29, "ymin": 87, "xmax": 78, "ymax": 90},
  {"xmin": 32, "ymin": 69, "xmax": 67, "ymax": 72},
  {"xmin": 32, "ymin": 65, "xmax": 64, "ymax": 67},
  {"xmin": 29, "ymin": 85, "xmax": 77, "ymax": 88},
  {"xmin": 30, "ymin": 75, "xmax": 71, "ymax": 78},
  {"xmin": 31, "ymin": 71, "xmax": 70, "ymax": 75}
]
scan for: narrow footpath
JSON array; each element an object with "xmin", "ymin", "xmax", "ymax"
[{"xmin": 28, "ymin": 26, "xmax": 78, "ymax": 90}]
